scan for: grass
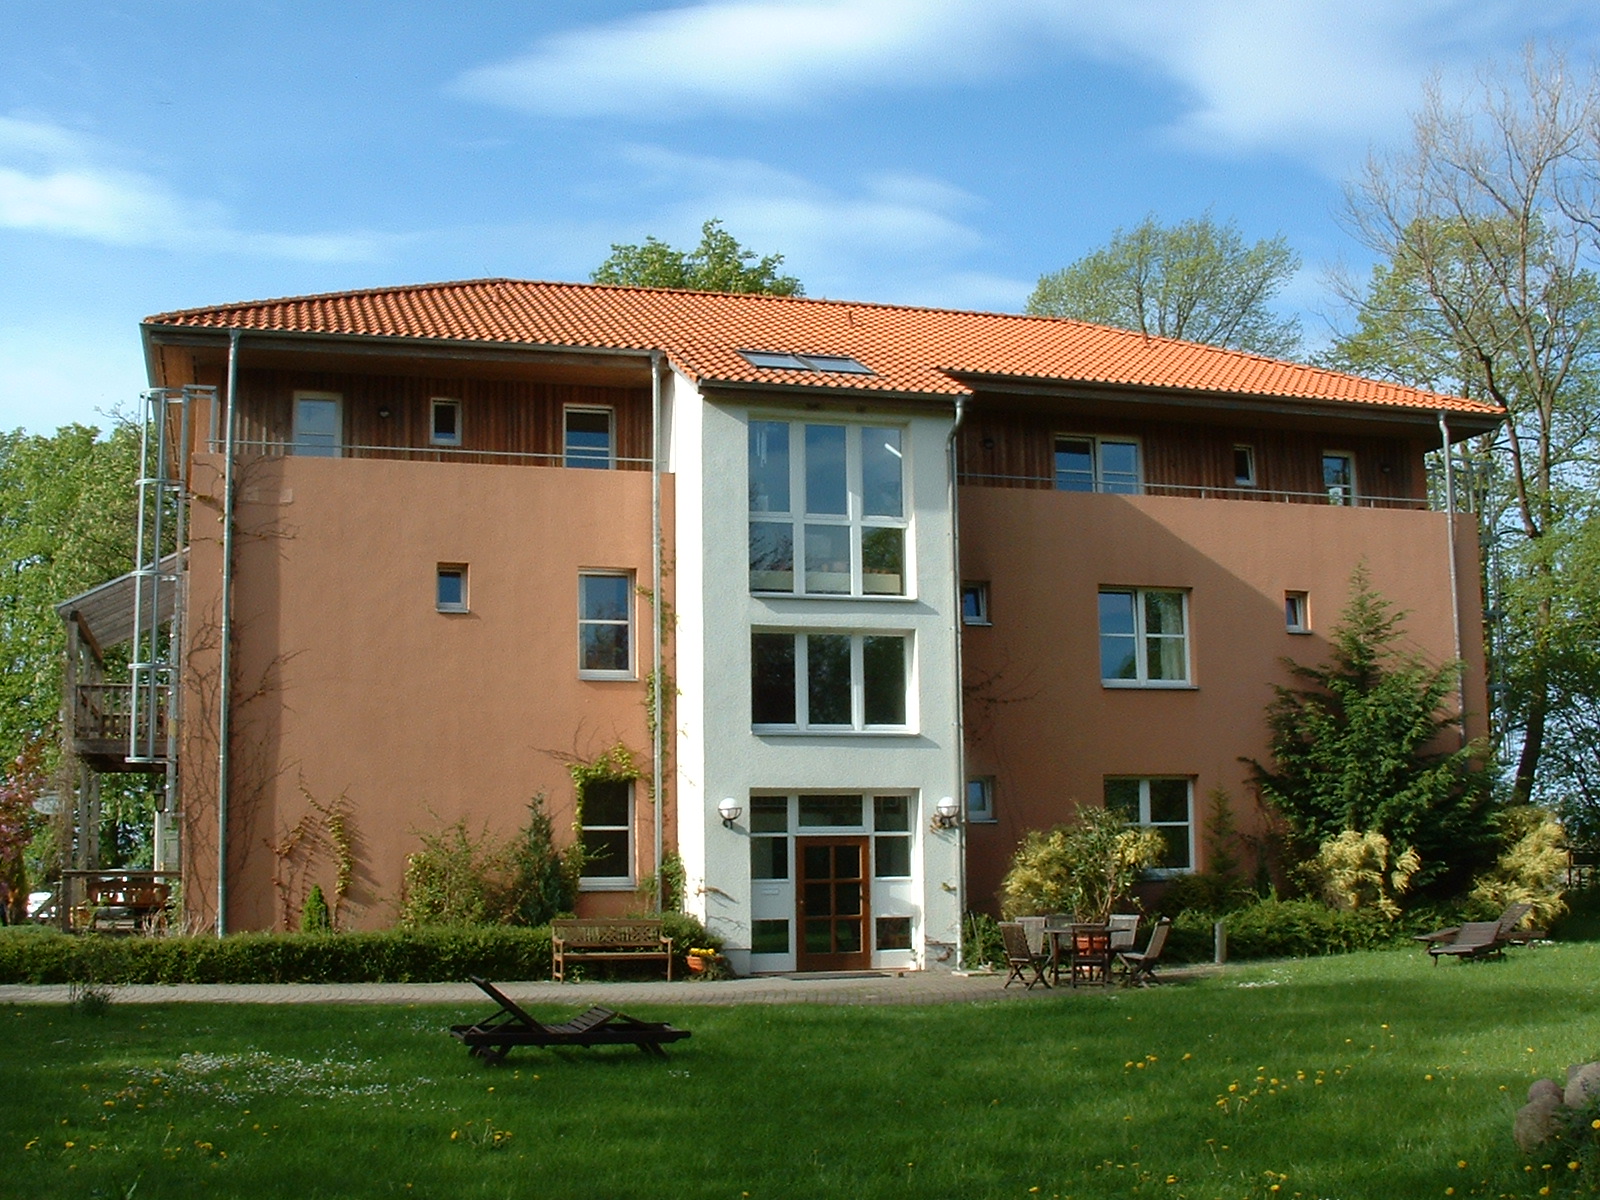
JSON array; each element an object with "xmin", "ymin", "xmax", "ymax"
[{"xmin": 2, "ymin": 944, "xmax": 1597, "ymax": 1200}]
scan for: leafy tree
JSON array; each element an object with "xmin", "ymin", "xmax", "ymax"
[
  {"xmin": 1025, "ymin": 212, "xmax": 1302, "ymax": 357},
  {"xmin": 0, "ymin": 422, "xmax": 162, "ymax": 871},
  {"xmin": 591, "ymin": 218, "xmax": 803, "ymax": 295},
  {"xmin": 1330, "ymin": 48, "xmax": 1600, "ymax": 806},
  {"xmin": 1245, "ymin": 570, "xmax": 1497, "ymax": 900}
]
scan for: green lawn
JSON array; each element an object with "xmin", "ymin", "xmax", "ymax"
[{"xmin": 3, "ymin": 944, "xmax": 1597, "ymax": 1200}]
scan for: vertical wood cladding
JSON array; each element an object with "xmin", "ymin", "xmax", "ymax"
[
  {"xmin": 231, "ymin": 368, "xmax": 652, "ymax": 467},
  {"xmin": 956, "ymin": 407, "xmax": 1427, "ymax": 505}
]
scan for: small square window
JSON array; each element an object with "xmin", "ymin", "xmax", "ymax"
[
  {"xmin": 431, "ymin": 398, "xmax": 461, "ymax": 447},
  {"xmin": 961, "ymin": 582, "xmax": 990, "ymax": 625},
  {"xmin": 876, "ymin": 916, "xmax": 913, "ymax": 951},
  {"xmin": 965, "ymin": 777, "xmax": 995, "ymax": 822},
  {"xmin": 1233, "ymin": 445, "xmax": 1256, "ymax": 487},
  {"xmin": 436, "ymin": 565, "xmax": 468, "ymax": 613},
  {"xmin": 1286, "ymin": 591, "xmax": 1310, "ymax": 633},
  {"xmin": 751, "ymin": 919, "xmax": 790, "ymax": 954}
]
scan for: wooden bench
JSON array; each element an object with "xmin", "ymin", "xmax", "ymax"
[{"xmin": 551, "ymin": 918, "xmax": 673, "ymax": 982}]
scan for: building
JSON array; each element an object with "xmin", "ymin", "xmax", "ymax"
[{"xmin": 66, "ymin": 280, "xmax": 1500, "ymax": 973}]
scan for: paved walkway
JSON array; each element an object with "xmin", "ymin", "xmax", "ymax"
[{"xmin": 0, "ymin": 965, "xmax": 1216, "ymax": 1008}]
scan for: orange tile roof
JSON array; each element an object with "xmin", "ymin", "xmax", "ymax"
[{"xmin": 145, "ymin": 279, "xmax": 1498, "ymax": 418}]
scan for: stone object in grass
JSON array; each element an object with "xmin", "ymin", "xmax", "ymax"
[
  {"xmin": 1515, "ymin": 1091, "xmax": 1566, "ymax": 1152},
  {"xmin": 1515, "ymin": 1060, "xmax": 1600, "ymax": 1152}
]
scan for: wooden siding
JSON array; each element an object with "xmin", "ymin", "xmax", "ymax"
[
  {"xmin": 957, "ymin": 408, "xmax": 1428, "ymax": 506},
  {"xmin": 231, "ymin": 368, "xmax": 653, "ymax": 468}
]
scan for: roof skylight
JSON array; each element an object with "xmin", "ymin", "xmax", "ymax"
[{"xmin": 740, "ymin": 350, "xmax": 872, "ymax": 375}]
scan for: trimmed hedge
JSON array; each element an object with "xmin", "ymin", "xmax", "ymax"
[
  {"xmin": 0, "ymin": 911, "xmax": 718, "ymax": 985},
  {"xmin": 1164, "ymin": 899, "xmax": 1409, "ymax": 964}
]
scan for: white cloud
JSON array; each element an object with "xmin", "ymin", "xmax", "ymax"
[
  {"xmin": 458, "ymin": 1, "xmax": 1568, "ymax": 163},
  {"xmin": 453, "ymin": 0, "xmax": 1006, "ymax": 117},
  {"xmin": 0, "ymin": 114, "xmax": 389, "ymax": 261}
]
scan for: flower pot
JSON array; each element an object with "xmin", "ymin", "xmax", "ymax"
[{"xmin": 687, "ymin": 954, "xmax": 707, "ymax": 974}]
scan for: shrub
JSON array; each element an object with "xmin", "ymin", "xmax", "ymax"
[
  {"xmin": 1163, "ymin": 898, "xmax": 1405, "ymax": 963},
  {"xmin": 962, "ymin": 912, "xmax": 1005, "ymax": 970},
  {"xmin": 300, "ymin": 884, "xmax": 331, "ymax": 932},
  {"xmin": 399, "ymin": 797, "xmax": 578, "ymax": 928},
  {"xmin": 1001, "ymin": 805, "xmax": 1165, "ymax": 921},
  {"xmin": 1301, "ymin": 829, "xmax": 1419, "ymax": 919},
  {"xmin": 1470, "ymin": 805, "xmax": 1569, "ymax": 930}
]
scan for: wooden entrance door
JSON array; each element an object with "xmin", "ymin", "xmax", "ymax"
[{"xmin": 796, "ymin": 837, "xmax": 871, "ymax": 972}]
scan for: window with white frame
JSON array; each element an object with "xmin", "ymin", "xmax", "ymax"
[
  {"xmin": 1322, "ymin": 452, "xmax": 1355, "ymax": 504},
  {"xmin": 750, "ymin": 796, "xmax": 789, "ymax": 881},
  {"xmin": 430, "ymin": 398, "xmax": 461, "ymax": 447},
  {"xmin": 1054, "ymin": 435, "xmax": 1141, "ymax": 493},
  {"xmin": 748, "ymin": 420, "xmax": 908, "ymax": 597},
  {"xmin": 436, "ymin": 564, "xmax": 468, "ymax": 613},
  {"xmin": 1099, "ymin": 588, "xmax": 1189, "ymax": 685},
  {"xmin": 750, "ymin": 631, "xmax": 910, "ymax": 730},
  {"xmin": 961, "ymin": 582, "xmax": 990, "ymax": 626},
  {"xmin": 292, "ymin": 392, "xmax": 342, "ymax": 457},
  {"xmin": 565, "ymin": 407, "xmax": 614, "ymax": 469},
  {"xmin": 578, "ymin": 572, "xmax": 632, "ymax": 677},
  {"xmin": 1234, "ymin": 445, "xmax": 1256, "ymax": 487},
  {"xmin": 1104, "ymin": 777, "xmax": 1193, "ymax": 872},
  {"xmin": 965, "ymin": 776, "xmax": 995, "ymax": 822},
  {"xmin": 579, "ymin": 777, "xmax": 633, "ymax": 885},
  {"xmin": 1285, "ymin": 591, "xmax": 1310, "ymax": 633},
  {"xmin": 873, "ymin": 795, "xmax": 912, "ymax": 878}
]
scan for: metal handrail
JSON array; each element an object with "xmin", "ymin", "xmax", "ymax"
[
  {"xmin": 955, "ymin": 470, "xmax": 1432, "ymax": 510},
  {"xmin": 208, "ymin": 437, "xmax": 654, "ymax": 469}
]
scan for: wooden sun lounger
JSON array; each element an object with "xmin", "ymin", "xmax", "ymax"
[
  {"xmin": 449, "ymin": 976, "xmax": 691, "ymax": 1062},
  {"xmin": 1426, "ymin": 921, "xmax": 1507, "ymax": 965}
]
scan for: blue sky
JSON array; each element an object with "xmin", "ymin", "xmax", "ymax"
[{"xmin": 3, "ymin": 1, "xmax": 1597, "ymax": 434}]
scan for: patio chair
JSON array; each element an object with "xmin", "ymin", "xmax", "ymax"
[
  {"xmin": 449, "ymin": 976, "xmax": 691, "ymax": 1062},
  {"xmin": 1107, "ymin": 913, "xmax": 1141, "ymax": 953},
  {"xmin": 1426, "ymin": 921, "xmax": 1507, "ymax": 965},
  {"xmin": 999, "ymin": 921, "xmax": 1051, "ymax": 989},
  {"xmin": 1115, "ymin": 917, "xmax": 1171, "ymax": 987},
  {"xmin": 1415, "ymin": 903, "xmax": 1536, "ymax": 948}
]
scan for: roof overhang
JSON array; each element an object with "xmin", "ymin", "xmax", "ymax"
[
  {"xmin": 55, "ymin": 553, "xmax": 183, "ymax": 652},
  {"xmin": 949, "ymin": 371, "xmax": 1503, "ymax": 444}
]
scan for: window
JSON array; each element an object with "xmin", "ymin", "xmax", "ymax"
[
  {"xmin": 751, "ymin": 919, "xmax": 790, "ymax": 953},
  {"xmin": 965, "ymin": 777, "xmax": 995, "ymax": 822},
  {"xmin": 579, "ymin": 777, "xmax": 633, "ymax": 885},
  {"xmin": 748, "ymin": 420, "xmax": 908, "ymax": 597},
  {"xmin": 1099, "ymin": 589, "xmax": 1189, "ymax": 685},
  {"xmin": 961, "ymin": 582, "xmax": 990, "ymax": 626},
  {"xmin": 1233, "ymin": 445, "xmax": 1256, "ymax": 487},
  {"xmin": 740, "ymin": 350, "xmax": 872, "ymax": 374},
  {"xmin": 578, "ymin": 572, "xmax": 632, "ymax": 677},
  {"xmin": 565, "ymin": 407, "xmax": 614, "ymax": 468},
  {"xmin": 436, "ymin": 564, "xmax": 468, "ymax": 613},
  {"xmin": 1285, "ymin": 591, "xmax": 1310, "ymax": 633},
  {"xmin": 430, "ymin": 398, "xmax": 461, "ymax": 447},
  {"xmin": 873, "ymin": 795, "xmax": 912, "ymax": 878},
  {"xmin": 1322, "ymin": 452, "xmax": 1355, "ymax": 504},
  {"xmin": 750, "ymin": 796, "xmax": 789, "ymax": 881},
  {"xmin": 875, "ymin": 916, "xmax": 913, "ymax": 950},
  {"xmin": 292, "ymin": 392, "xmax": 341, "ymax": 457},
  {"xmin": 798, "ymin": 794, "xmax": 865, "ymax": 826},
  {"xmin": 751, "ymin": 631, "xmax": 910, "ymax": 730},
  {"xmin": 1105, "ymin": 777, "xmax": 1193, "ymax": 872},
  {"xmin": 1054, "ymin": 435, "xmax": 1141, "ymax": 493}
]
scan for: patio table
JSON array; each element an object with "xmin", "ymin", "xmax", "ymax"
[{"xmin": 1046, "ymin": 922, "xmax": 1112, "ymax": 987}]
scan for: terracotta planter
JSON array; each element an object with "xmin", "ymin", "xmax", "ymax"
[{"xmin": 687, "ymin": 955, "xmax": 707, "ymax": 974}]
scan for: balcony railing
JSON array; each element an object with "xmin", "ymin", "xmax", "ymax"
[
  {"xmin": 211, "ymin": 438, "xmax": 654, "ymax": 470},
  {"xmin": 70, "ymin": 683, "xmax": 168, "ymax": 760},
  {"xmin": 955, "ymin": 470, "xmax": 1430, "ymax": 510}
]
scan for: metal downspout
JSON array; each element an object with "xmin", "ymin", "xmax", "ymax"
[
  {"xmin": 217, "ymin": 331, "xmax": 240, "ymax": 936},
  {"xmin": 651, "ymin": 351, "xmax": 665, "ymax": 911},
  {"xmin": 947, "ymin": 396, "xmax": 967, "ymax": 965},
  {"xmin": 1439, "ymin": 412, "xmax": 1468, "ymax": 746}
]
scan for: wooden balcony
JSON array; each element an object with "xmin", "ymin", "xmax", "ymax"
[{"xmin": 69, "ymin": 683, "xmax": 167, "ymax": 773}]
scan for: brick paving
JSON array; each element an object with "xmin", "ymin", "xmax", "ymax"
[{"xmin": 0, "ymin": 966, "xmax": 1215, "ymax": 1008}]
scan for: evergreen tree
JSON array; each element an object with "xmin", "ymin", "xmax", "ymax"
[{"xmin": 1245, "ymin": 570, "xmax": 1497, "ymax": 900}]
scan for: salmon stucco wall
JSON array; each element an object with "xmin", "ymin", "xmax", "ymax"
[
  {"xmin": 178, "ymin": 454, "xmax": 672, "ymax": 932},
  {"xmin": 957, "ymin": 487, "xmax": 1488, "ymax": 911}
]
